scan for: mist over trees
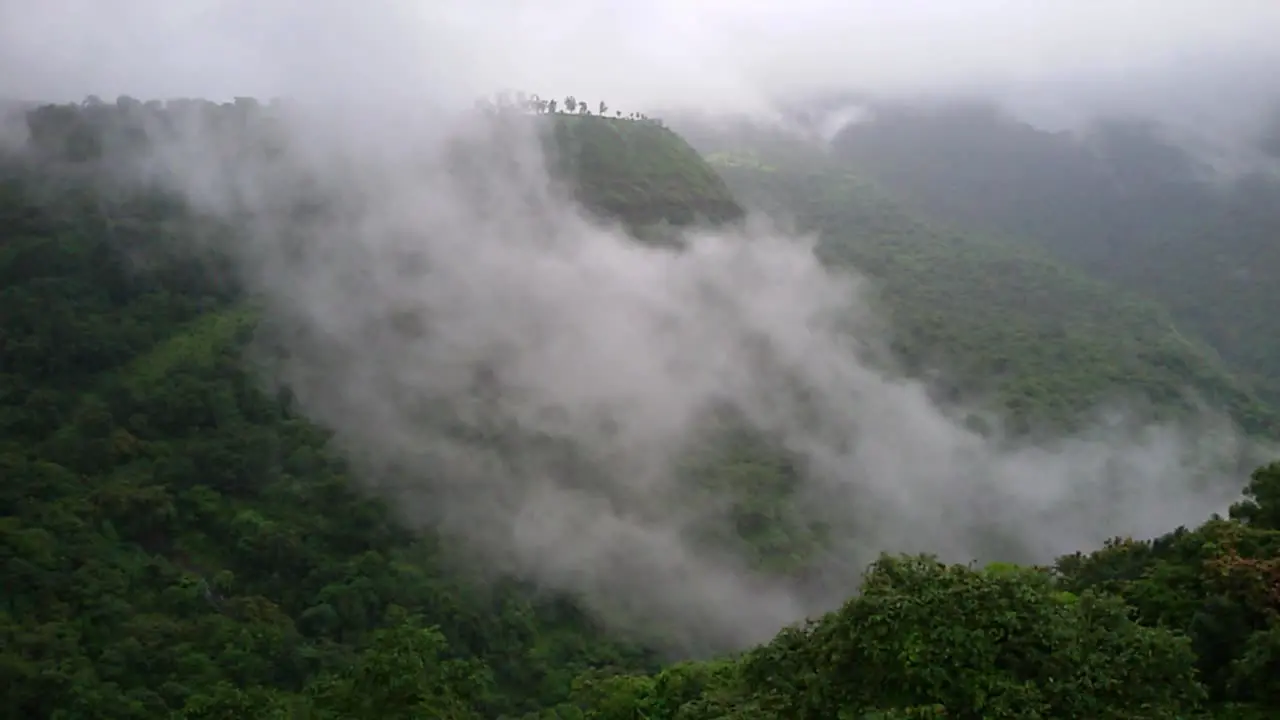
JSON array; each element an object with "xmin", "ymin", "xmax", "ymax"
[
  {"xmin": 3, "ymin": 92, "xmax": 1280, "ymax": 720},
  {"xmin": 472, "ymin": 90, "xmax": 657, "ymax": 124}
]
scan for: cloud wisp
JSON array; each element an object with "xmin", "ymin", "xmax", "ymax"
[{"xmin": 59, "ymin": 97, "xmax": 1253, "ymax": 654}]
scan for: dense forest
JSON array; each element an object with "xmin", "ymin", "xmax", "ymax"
[
  {"xmin": 682, "ymin": 120, "xmax": 1278, "ymax": 438},
  {"xmin": 810, "ymin": 98, "xmax": 1280, "ymax": 406},
  {"xmin": 3, "ymin": 96, "xmax": 1280, "ymax": 718}
]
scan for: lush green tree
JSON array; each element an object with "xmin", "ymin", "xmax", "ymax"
[
  {"xmin": 1056, "ymin": 518, "xmax": 1280, "ymax": 708},
  {"xmin": 739, "ymin": 556, "xmax": 1204, "ymax": 719},
  {"xmin": 304, "ymin": 611, "xmax": 489, "ymax": 719},
  {"xmin": 1232, "ymin": 463, "xmax": 1280, "ymax": 530}
]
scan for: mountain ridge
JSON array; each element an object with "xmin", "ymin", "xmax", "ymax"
[{"xmin": 813, "ymin": 99, "xmax": 1280, "ymax": 406}]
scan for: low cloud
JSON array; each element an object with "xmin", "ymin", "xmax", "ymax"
[
  {"xmin": 53, "ymin": 100, "xmax": 1254, "ymax": 653},
  {"xmin": 3, "ymin": 2, "xmax": 1275, "ymax": 652}
]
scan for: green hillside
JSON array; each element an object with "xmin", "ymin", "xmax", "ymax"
[
  {"xmin": 0, "ymin": 128, "xmax": 662, "ymax": 718},
  {"xmin": 0, "ymin": 97, "xmax": 753, "ymax": 719},
  {"xmin": 824, "ymin": 102, "xmax": 1280, "ymax": 406},
  {"xmin": 3, "ymin": 98, "xmax": 1280, "ymax": 719},
  {"xmin": 549, "ymin": 114, "xmax": 744, "ymax": 229},
  {"xmin": 699, "ymin": 144, "xmax": 1278, "ymax": 437}
]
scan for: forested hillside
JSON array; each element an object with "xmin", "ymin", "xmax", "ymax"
[
  {"xmin": 820, "ymin": 99, "xmax": 1280, "ymax": 405},
  {"xmin": 549, "ymin": 114, "xmax": 743, "ymax": 229},
  {"xmin": 679, "ymin": 117, "xmax": 1278, "ymax": 437},
  {"xmin": 3, "ymin": 97, "xmax": 1280, "ymax": 718},
  {"xmin": 1, "ymin": 104, "xmax": 668, "ymax": 717}
]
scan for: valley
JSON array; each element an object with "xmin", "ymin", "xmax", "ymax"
[{"xmin": 2, "ymin": 96, "xmax": 1279, "ymax": 719}]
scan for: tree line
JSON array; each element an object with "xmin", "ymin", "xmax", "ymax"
[{"xmin": 474, "ymin": 90, "xmax": 662, "ymax": 125}]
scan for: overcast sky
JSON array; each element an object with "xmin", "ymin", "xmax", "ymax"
[{"xmin": 3, "ymin": 0, "xmax": 1279, "ymax": 115}]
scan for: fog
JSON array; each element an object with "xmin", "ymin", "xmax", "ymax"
[
  {"xmin": 4, "ymin": 0, "xmax": 1280, "ymax": 114},
  {"xmin": 3, "ymin": 1, "xmax": 1277, "ymax": 652},
  {"xmin": 134, "ymin": 103, "xmax": 1255, "ymax": 652},
  {"xmin": 6, "ymin": 1, "xmax": 1278, "ymax": 162}
]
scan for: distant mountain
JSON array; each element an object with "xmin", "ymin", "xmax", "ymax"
[
  {"xmin": 687, "ymin": 133, "xmax": 1277, "ymax": 438},
  {"xmin": 805, "ymin": 99, "xmax": 1280, "ymax": 405}
]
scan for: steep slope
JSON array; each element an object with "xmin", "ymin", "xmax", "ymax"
[
  {"xmin": 548, "ymin": 114, "xmax": 744, "ymax": 229},
  {"xmin": 824, "ymin": 101, "xmax": 1280, "ymax": 406},
  {"xmin": 683, "ymin": 123, "xmax": 1278, "ymax": 437}
]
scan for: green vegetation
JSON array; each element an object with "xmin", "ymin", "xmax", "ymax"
[
  {"xmin": 698, "ymin": 128, "xmax": 1277, "ymax": 436},
  {"xmin": 3, "ymin": 98, "xmax": 1279, "ymax": 718},
  {"xmin": 534, "ymin": 498, "xmax": 1280, "ymax": 718},
  {"xmin": 0, "ymin": 142, "xmax": 657, "ymax": 718},
  {"xmin": 550, "ymin": 114, "xmax": 743, "ymax": 229},
  {"xmin": 826, "ymin": 101, "xmax": 1280, "ymax": 406},
  {"xmin": 470, "ymin": 90, "xmax": 744, "ymax": 227}
]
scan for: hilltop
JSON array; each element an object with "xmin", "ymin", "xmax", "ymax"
[
  {"xmin": 12, "ymin": 95, "xmax": 741, "ymax": 236},
  {"xmin": 549, "ymin": 114, "xmax": 743, "ymax": 229}
]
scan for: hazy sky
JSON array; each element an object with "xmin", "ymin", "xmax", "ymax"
[{"xmin": 3, "ymin": 0, "xmax": 1279, "ymax": 113}]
